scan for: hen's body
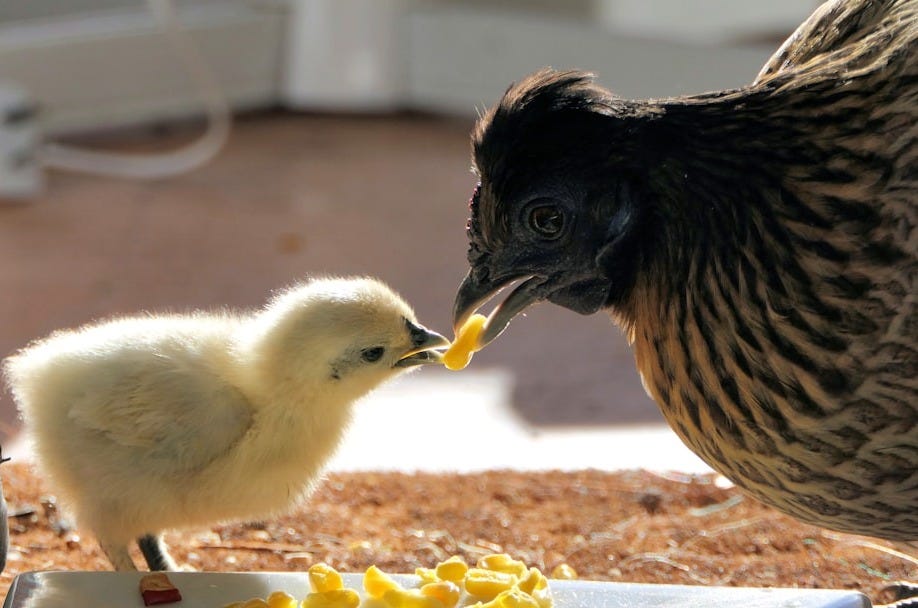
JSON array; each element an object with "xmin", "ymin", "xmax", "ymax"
[
  {"xmin": 624, "ymin": 0, "xmax": 917, "ymax": 540},
  {"xmin": 454, "ymin": 0, "xmax": 917, "ymax": 544}
]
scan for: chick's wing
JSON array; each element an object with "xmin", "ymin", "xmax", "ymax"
[{"xmin": 66, "ymin": 352, "xmax": 254, "ymax": 476}]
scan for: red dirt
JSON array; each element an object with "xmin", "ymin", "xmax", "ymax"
[{"xmin": 0, "ymin": 463, "xmax": 913, "ymax": 605}]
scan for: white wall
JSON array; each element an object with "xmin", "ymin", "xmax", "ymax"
[
  {"xmin": 0, "ymin": 1, "xmax": 815, "ymax": 133},
  {"xmin": 0, "ymin": 0, "xmax": 217, "ymax": 23},
  {"xmin": 406, "ymin": 6, "xmax": 780, "ymax": 118},
  {"xmin": 594, "ymin": 0, "xmax": 819, "ymax": 43},
  {"xmin": 0, "ymin": 2, "xmax": 285, "ymax": 134}
]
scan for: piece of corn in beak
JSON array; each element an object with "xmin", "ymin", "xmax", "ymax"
[{"xmin": 442, "ymin": 313, "xmax": 487, "ymax": 370}]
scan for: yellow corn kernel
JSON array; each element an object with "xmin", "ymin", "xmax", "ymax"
[
  {"xmin": 415, "ymin": 567, "xmax": 439, "ymax": 585},
  {"xmin": 332, "ymin": 589, "xmax": 361, "ymax": 608},
  {"xmin": 241, "ymin": 599, "xmax": 269, "ymax": 608},
  {"xmin": 420, "ymin": 581, "xmax": 461, "ymax": 608},
  {"xmin": 434, "ymin": 556, "xmax": 469, "ymax": 583},
  {"xmin": 301, "ymin": 589, "xmax": 361, "ymax": 608},
  {"xmin": 516, "ymin": 568, "xmax": 547, "ymax": 596},
  {"xmin": 364, "ymin": 565, "xmax": 402, "ymax": 599},
  {"xmin": 382, "ymin": 588, "xmax": 445, "ymax": 608},
  {"xmin": 476, "ymin": 554, "xmax": 528, "ymax": 578},
  {"xmin": 443, "ymin": 314, "xmax": 487, "ymax": 370},
  {"xmin": 464, "ymin": 568, "xmax": 517, "ymax": 600},
  {"xmin": 519, "ymin": 570, "xmax": 552, "ymax": 608},
  {"xmin": 549, "ymin": 564, "xmax": 577, "ymax": 580},
  {"xmin": 470, "ymin": 591, "xmax": 503, "ymax": 608},
  {"xmin": 266, "ymin": 591, "xmax": 298, "ymax": 608},
  {"xmin": 308, "ymin": 563, "xmax": 344, "ymax": 593},
  {"xmin": 494, "ymin": 589, "xmax": 540, "ymax": 608},
  {"xmin": 530, "ymin": 585, "xmax": 552, "ymax": 608}
]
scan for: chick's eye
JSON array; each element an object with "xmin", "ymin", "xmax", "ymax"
[
  {"xmin": 527, "ymin": 202, "xmax": 565, "ymax": 238},
  {"xmin": 361, "ymin": 347, "xmax": 385, "ymax": 363}
]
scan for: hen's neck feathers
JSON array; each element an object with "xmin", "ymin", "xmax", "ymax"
[{"xmin": 616, "ymin": 3, "xmax": 916, "ymax": 327}]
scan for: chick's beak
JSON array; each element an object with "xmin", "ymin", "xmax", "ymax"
[
  {"xmin": 395, "ymin": 322, "xmax": 450, "ymax": 367},
  {"xmin": 452, "ymin": 270, "xmax": 549, "ymax": 347}
]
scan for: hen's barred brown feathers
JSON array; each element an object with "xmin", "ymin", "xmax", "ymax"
[
  {"xmin": 455, "ymin": 0, "xmax": 917, "ymax": 544},
  {"xmin": 625, "ymin": 0, "xmax": 917, "ymax": 540}
]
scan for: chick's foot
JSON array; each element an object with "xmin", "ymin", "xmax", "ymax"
[{"xmin": 139, "ymin": 534, "xmax": 179, "ymax": 571}]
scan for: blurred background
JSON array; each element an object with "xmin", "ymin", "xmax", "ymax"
[{"xmin": 0, "ymin": 0, "xmax": 820, "ymax": 471}]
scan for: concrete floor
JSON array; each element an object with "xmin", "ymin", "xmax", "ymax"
[{"xmin": 0, "ymin": 111, "xmax": 669, "ymax": 454}]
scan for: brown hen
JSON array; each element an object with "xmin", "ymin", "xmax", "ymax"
[{"xmin": 452, "ymin": 0, "xmax": 916, "ymax": 560}]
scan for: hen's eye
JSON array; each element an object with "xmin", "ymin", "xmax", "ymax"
[
  {"xmin": 527, "ymin": 203, "xmax": 564, "ymax": 238},
  {"xmin": 361, "ymin": 347, "xmax": 385, "ymax": 363}
]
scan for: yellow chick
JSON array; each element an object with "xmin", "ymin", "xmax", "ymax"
[{"xmin": 3, "ymin": 277, "xmax": 447, "ymax": 571}]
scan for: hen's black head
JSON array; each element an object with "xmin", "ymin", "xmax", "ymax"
[{"xmin": 454, "ymin": 69, "xmax": 659, "ymax": 342}]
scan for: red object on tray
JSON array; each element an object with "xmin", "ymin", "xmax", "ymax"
[{"xmin": 139, "ymin": 573, "xmax": 182, "ymax": 605}]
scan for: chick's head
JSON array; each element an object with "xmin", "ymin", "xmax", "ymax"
[{"xmin": 245, "ymin": 277, "xmax": 448, "ymax": 398}]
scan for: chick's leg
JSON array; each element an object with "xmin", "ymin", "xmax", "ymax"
[
  {"xmin": 99, "ymin": 540, "xmax": 137, "ymax": 571},
  {"xmin": 138, "ymin": 534, "xmax": 178, "ymax": 571}
]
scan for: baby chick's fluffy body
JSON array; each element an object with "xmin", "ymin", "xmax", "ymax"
[{"xmin": 3, "ymin": 277, "xmax": 446, "ymax": 570}]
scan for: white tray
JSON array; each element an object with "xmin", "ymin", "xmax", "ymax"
[{"xmin": 2, "ymin": 571, "xmax": 872, "ymax": 608}]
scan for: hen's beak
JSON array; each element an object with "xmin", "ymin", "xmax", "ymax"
[
  {"xmin": 452, "ymin": 270, "xmax": 549, "ymax": 347},
  {"xmin": 396, "ymin": 322, "xmax": 450, "ymax": 367}
]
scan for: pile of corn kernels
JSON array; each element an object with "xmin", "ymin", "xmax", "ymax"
[{"xmin": 226, "ymin": 554, "xmax": 575, "ymax": 608}]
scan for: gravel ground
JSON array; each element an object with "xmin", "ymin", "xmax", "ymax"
[{"xmin": 0, "ymin": 462, "xmax": 914, "ymax": 606}]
